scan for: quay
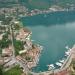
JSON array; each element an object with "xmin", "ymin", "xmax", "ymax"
[{"xmin": 29, "ymin": 45, "xmax": 75, "ymax": 75}]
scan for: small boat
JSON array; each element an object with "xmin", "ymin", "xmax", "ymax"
[
  {"xmin": 65, "ymin": 51, "xmax": 70, "ymax": 55},
  {"xmin": 65, "ymin": 49, "xmax": 71, "ymax": 56},
  {"xmin": 56, "ymin": 62, "xmax": 62, "ymax": 67},
  {"xmin": 59, "ymin": 59, "xmax": 65, "ymax": 63},
  {"xmin": 65, "ymin": 45, "xmax": 69, "ymax": 49},
  {"xmin": 65, "ymin": 45, "xmax": 71, "ymax": 50},
  {"xmin": 47, "ymin": 64, "xmax": 55, "ymax": 70},
  {"xmin": 50, "ymin": 64, "xmax": 54, "ymax": 68}
]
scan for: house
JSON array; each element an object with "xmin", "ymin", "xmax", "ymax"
[
  {"xmin": 0, "ymin": 57, "xmax": 4, "ymax": 65},
  {"xmin": 19, "ymin": 49, "xmax": 27, "ymax": 54},
  {"xmin": 0, "ymin": 34, "xmax": 3, "ymax": 40},
  {"xmin": 2, "ymin": 45, "xmax": 12, "ymax": 57},
  {"xmin": 16, "ymin": 28, "xmax": 31, "ymax": 41}
]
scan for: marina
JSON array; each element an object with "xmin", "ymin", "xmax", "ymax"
[
  {"xmin": 56, "ymin": 62, "xmax": 62, "ymax": 67},
  {"xmin": 0, "ymin": 0, "xmax": 75, "ymax": 75},
  {"xmin": 21, "ymin": 10, "xmax": 75, "ymax": 72},
  {"xmin": 59, "ymin": 59, "xmax": 65, "ymax": 63}
]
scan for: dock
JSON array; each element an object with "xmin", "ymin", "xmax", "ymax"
[{"xmin": 29, "ymin": 45, "xmax": 75, "ymax": 75}]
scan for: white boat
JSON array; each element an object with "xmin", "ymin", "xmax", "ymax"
[
  {"xmin": 59, "ymin": 59, "xmax": 65, "ymax": 63},
  {"xmin": 47, "ymin": 64, "xmax": 55, "ymax": 70},
  {"xmin": 65, "ymin": 45, "xmax": 69, "ymax": 49},
  {"xmin": 50, "ymin": 64, "xmax": 54, "ymax": 68},
  {"xmin": 56, "ymin": 62, "xmax": 62, "ymax": 67},
  {"xmin": 65, "ymin": 49, "xmax": 71, "ymax": 55},
  {"xmin": 65, "ymin": 45, "xmax": 71, "ymax": 50},
  {"xmin": 65, "ymin": 51, "xmax": 70, "ymax": 55}
]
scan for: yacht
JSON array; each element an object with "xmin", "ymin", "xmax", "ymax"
[
  {"xmin": 59, "ymin": 59, "xmax": 65, "ymax": 63},
  {"xmin": 47, "ymin": 64, "xmax": 55, "ymax": 70},
  {"xmin": 56, "ymin": 62, "xmax": 62, "ymax": 67}
]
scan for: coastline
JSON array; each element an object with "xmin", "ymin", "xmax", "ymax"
[
  {"xmin": 0, "ymin": 6, "xmax": 75, "ymax": 75},
  {"xmin": 19, "ymin": 6, "xmax": 75, "ymax": 18},
  {"xmin": 0, "ymin": 2, "xmax": 75, "ymax": 74},
  {"xmin": 27, "ymin": 44, "xmax": 43, "ymax": 69},
  {"xmin": 19, "ymin": 11, "xmax": 75, "ymax": 74},
  {"xmin": 29, "ymin": 45, "xmax": 75, "ymax": 75},
  {"xmin": 19, "ymin": 11, "xmax": 75, "ymax": 73}
]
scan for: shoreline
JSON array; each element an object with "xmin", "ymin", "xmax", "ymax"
[
  {"xmin": 19, "ymin": 7, "xmax": 75, "ymax": 18},
  {"xmin": 29, "ymin": 45, "xmax": 75, "ymax": 75},
  {"xmin": 18, "ymin": 12, "xmax": 75, "ymax": 74}
]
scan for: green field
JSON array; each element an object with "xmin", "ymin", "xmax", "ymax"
[{"xmin": 4, "ymin": 65, "xmax": 22, "ymax": 75}]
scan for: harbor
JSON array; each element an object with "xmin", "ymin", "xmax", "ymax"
[
  {"xmin": 0, "ymin": 0, "xmax": 75, "ymax": 75},
  {"xmin": 21, "ymin": 11, "xmax": 75, "ymax": 72},
  {"xmin": 29, "ymin": 45, "xmax": 75, "ymax": 75}
]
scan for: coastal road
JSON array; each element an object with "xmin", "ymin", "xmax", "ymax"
[
  {"xmin": 9, "ymin": 20, "xmax": 15, "ymax": 58},
  {"xmin": 16, "ymin": 58, "xmax": 29, "ymax": 74},
  {"xmin": 3, "ymin": 19, "xmax": 18, "ymax": 71},
  {"xmin": 60, "ymin": 45, "xmax": 75, "ymax": 70}
]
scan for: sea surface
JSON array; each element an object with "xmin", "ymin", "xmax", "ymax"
[
  {"xmin": 21, "ymin": 10, "xmax": 75, "ymax": 72},
  {"xmin": 19, "ymin": 0, "xmax": 53, "ymax": 9}
]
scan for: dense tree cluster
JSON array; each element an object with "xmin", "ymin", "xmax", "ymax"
[
  {"xmin": 0, "ymin": 65, "xmax": 3, "ymax": 75},
  {"xmin": 0, "ymin": 32, "xmax": 11, "ymax": 49},
  {"xmin": 14, "ymin": 40, "xmax": 24, "ymax": 55}
]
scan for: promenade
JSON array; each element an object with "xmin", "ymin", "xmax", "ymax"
[
  {"xmin": 30, "ymin": 45, "xmax": 75, "ymax": 75},
  {"xmin": 3, "ymin": 18, "xmax": 75, "ymax": 75}
]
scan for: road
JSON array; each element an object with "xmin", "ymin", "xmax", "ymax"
[{"xmin": 8, "ymin": 18, "xmax": 29, "ymax": 74}]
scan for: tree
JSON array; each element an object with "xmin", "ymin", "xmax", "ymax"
[{"xmin": 0, "ymin": 65, "xmax": 3, "ymax": 75}]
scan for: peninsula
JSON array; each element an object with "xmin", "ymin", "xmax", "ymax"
[
  {"xmin": 0, "ymin": 16, "xmax": 42, "ymax": 75},
  {"xmin": 0, "ymin": 0, "xmax": 75, "ymax": 75}
]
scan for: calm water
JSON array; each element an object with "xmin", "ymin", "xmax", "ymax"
[
  {"xmin": 21, "ymin": 11, "xmax": 75, "ymax": 72},
  {"xmin": 20, "ymin": 0, "xmax": 53, "ymax": 9},
  {"xmin": 19, "ymin": 0, "xmax": 75, "ymax": 9}
]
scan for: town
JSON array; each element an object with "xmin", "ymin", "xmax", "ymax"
[
  {"xmin": 0, "ymin": 15, "xmax": 42, "ymax": 75},
  {"xmin": 0, "ymin": 3, "xmax": 75, "ymax": 18},
  {"xmin": 0, "ymin": 15, "xmax": 75, "ymax": 75},
  {"xmin": 0, "ymin": 0, "xmax": 75, "ymax": 75}
]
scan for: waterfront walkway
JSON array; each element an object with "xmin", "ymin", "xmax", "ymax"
[
  {"xmin": 30, "ymin": 45, "xmax": 75, "ymax": 75},
  {"xmin": 4, "ymin": 17, "xmax": 75, "ymax": 75},
  {"xmin": 60, "ymin": 45, "xmax": 75, "ymax": 70}
]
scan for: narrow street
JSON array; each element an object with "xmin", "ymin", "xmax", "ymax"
[{"xmin": 4, "ymin": 18, "xmax": 30, "ymax": 73}]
